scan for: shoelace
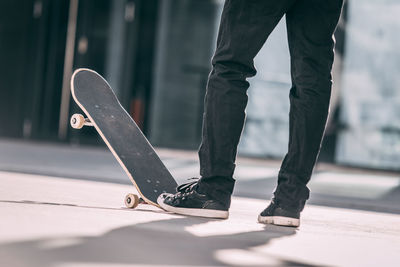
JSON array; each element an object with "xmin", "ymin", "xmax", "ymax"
[{"xmin": 176, "ymin": 177, "xmax": 199, "ymax": 196}]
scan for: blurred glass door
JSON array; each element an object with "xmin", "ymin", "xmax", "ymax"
[{"xmin": 149, "ymin": 0, "xmax": 221, "ymax": 149}]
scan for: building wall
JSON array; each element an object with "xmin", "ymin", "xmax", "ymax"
[
  {"xmin": 149, "ymin": 0, "xmax": 221, "ymax": 149},
  {"xmin": 335, "ymin": 0, "xmax": 400, "ymax": 170},
  {"xmin": 1, "ymin": 0, "xmax": 399, "ymax": 171},
  {"xmin": 238, "ymin": 19, "xmax": 291, "ymax": 158},
  {"xmin": 0, "ymin": 0, "xmax": 158, "ymax": 144}
]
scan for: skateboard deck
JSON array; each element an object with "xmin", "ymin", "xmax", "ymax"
[{"xmin": 70, "ymin": 68, "xmax": 177, "ymax": 207}]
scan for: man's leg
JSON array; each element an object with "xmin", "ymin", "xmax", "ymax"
[
  {"xmin": 259, "ymin": 0, "xmax": 343, "ymax": 226},
  {"xmin": 158, "ymin": 0, "xmax": 294, "ymax": 218},
  {"xmin": 197, "ymin": 0, "xmax": 294, "ymax": 205}
]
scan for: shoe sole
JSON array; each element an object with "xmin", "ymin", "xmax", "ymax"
[
  {"xmin": 157, "ymin": 195, "xmax": 229, "ymax": 219},
  {"xmin": 258, "ymin": 215, "xmax": 300, "ymax": 227}
]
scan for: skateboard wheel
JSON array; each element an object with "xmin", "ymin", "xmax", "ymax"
[
  {"xmin": 125, "ymin": 193, "xmax": 139, "ymax": 209},
  {"xmin": 70, "ymin": 114, "xmax": 85, "ymax": 129}
]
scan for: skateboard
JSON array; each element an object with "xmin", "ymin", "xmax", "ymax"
[{"xmin": 70, "ymin": 68, "xmax": 178, "ymax": 209}]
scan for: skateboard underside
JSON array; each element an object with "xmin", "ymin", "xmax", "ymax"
[{"xmin": 70, "ymin": 68, "xmax": 177, "ymax": 207}]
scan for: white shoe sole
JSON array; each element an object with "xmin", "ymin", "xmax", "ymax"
[
  {"xmin": 157, "ymin": 195, "xmax": 229, "ymax": 219},
  {"xmin": 258, "ymin": 215, "xmax": 300, "ymax": 227}
]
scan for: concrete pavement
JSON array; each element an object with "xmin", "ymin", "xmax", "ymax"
[
  {"xmin": 1, "ymin": 139, "xmax": 400, "ymax": 266},
  {"xmin": 1, "ymin": 139, "xmax": 399, "ymax": 214},
  {"xmin": 1, "ymin": 171, "xmax": 400, "ymax": 267}
]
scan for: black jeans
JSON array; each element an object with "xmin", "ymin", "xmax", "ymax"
[{"xmin": 197, "ymin": 0, "xmax": 343, "ymax": 211}]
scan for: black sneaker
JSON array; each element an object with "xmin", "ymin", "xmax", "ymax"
[
  {"xmin": 157, "ymin": 179, "xmax": 229, "ymax": 219},
  {"xmin": 258, "ymin": 200, "xmax": 300, "ymax": 227}
]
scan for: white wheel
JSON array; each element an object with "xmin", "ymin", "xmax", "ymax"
[
  {"xmin": 70, "ymin": 114, "xmax": 85, "ymax": 129},
  {"xmin": 125, "ymin": 193, "xmax": 139, "ymax": 209}
]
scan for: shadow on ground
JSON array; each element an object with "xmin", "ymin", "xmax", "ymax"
[
  {"xmin": 234, "ymin": 174, "xmax": 400, "ymax": 215},
  {"xmin": 0, "ymin": 217, "xmax": 320, "ymax": 267}
]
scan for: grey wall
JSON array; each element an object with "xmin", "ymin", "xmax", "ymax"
[
  {"xmin": 149, "ymin": 0, "xmax": 221, "ymax": 149},
  {"xmin": 149, "ymin": 0, "xmax": 400, "ymax": 171},
  {"xmin": 238, "ymin": 18, "xmax": 291, "ymax": 158},
  {"xmin": 335, "ymin": 0, "xmax": 400, "ymax": 170}
]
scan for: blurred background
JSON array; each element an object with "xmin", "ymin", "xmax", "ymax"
[
  {"xmin": 0, "ymin": 0, "xmax": 399, "ymax": 172},
  {"xmin": 1, "ymin": 2, "xmax": 400, "ymax": 266}
]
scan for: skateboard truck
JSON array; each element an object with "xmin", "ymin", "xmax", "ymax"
[
  {"xmin": 70, "ymin": 113, "xmax": 93, "ymax": 129},
  {"xmin": 124, "ymin": 193, "xmax": 147, "ymax": 209}
]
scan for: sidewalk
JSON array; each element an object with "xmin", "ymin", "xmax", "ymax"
[
  {"xmin": 1, "ymin": 138, "xmax": 400, "ymax": 266},
  {"xmin": 1, "ymin": 139, "xmax": 399, "ymax": 214},
  {"xmin": 1, "ymin": 171, "xmax": 400, "ymax": 267}
]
